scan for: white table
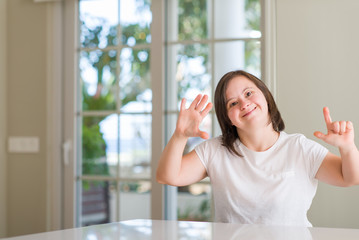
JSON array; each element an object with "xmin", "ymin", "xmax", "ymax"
[{"xmin": 2, "ymin": 219, "xmax": 359, "ymax": 240}]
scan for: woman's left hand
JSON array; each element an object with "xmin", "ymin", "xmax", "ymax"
[{"xmin": 314, "ymin": 107, "xmax": 355, "ymax": 150}]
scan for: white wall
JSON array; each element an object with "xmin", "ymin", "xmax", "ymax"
[
  {"xmin": 0, "ymin": 0, "xmax": 7, "ymax": 237},
  {"xmin": 276, "ymin": 0, "xmax": 359, "ymax": 228}
]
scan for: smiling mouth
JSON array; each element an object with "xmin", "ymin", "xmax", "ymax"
[{"xmin": 242, "ymin": 107, "xmax": 257, "ymax": 117}]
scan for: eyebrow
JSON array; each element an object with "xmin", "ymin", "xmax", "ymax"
[{"xmin": 225, "ymin": 87, "xmax": 253, "ymax": 105}]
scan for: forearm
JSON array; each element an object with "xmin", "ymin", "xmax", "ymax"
[
  {"xmin": 156, "ymin": 131, "xmax": 188, "ymax": 185},
  {"xmin": 340, "ymin": 143, "xmax": 359, "ymax": 185}
]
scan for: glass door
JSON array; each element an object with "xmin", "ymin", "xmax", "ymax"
[{"xmin": 77, "ymin": 0, "xmax": 152, "ymax": 226}]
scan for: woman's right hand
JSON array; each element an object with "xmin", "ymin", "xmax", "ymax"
[
  {"xmin": 157, "ymin": 94, "xmax": 211, "ymax": 186},
  {"xmin": 175, "ymin": 94, "xmax": 213, "ymax": 139}
]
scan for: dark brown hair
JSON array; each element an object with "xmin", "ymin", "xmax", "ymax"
[{"xmin": 214, "ymin": 70, "xmax": 285, "ymax": 156}]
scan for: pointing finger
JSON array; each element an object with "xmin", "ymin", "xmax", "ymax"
[{"xmin": 323, "ymin": 107, "xmax": 332, "ymax": 126}]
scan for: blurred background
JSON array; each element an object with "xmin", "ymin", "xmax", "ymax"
[{"xmin": 1, "ymin": 0, "xmax": 359, "ymax": 238}]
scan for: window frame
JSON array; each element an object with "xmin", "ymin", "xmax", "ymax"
[
  {"xmin": 63, "ymin": 0, "xmax": 164, "ymax": 227},
  {"xmin": 61, "ymin": 0, "xmax": 276, "ymax": 227}
]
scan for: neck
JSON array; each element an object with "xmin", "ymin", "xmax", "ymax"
[{"xmin": 237, "ymin": 123, "xmax": 280, "ymax": 152}]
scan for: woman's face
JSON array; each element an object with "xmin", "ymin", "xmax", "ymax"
[{"xmin": 225, "ymin": 76, "xmax": 270, "ymax": 131}]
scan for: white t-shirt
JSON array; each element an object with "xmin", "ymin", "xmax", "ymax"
[{"xmin": 194, "ymin": 131, "xmax": 328, "ymax": 227}]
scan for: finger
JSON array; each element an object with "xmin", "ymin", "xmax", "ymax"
[
  {"xmin": 339, "ymin": 121, "xmax": 346, "ymax": 135},
  {"xmin": 200, "ymin": 102, "xmax": 213, "ymax": 117},
  {"xmin": 332, "ymin": 121, "xmax": 340, "ymax": 134},
  {"xmin": 189, "ymin": 94, "xmax": 202, "ymax": 110},
  {"xmin": 323, "ymin": 107, "xmax": 332, "ymax": 127},
  {"xmin": 199, "ymin": 130, "xmax": 210, "ymax": 140},
  {"xmin": 346, "ymin": 121, "xmax": 354, "ymax": 131},
  {"xmin": 314, "ymin": 131, "xmax": 326, "ymax": 140},
  {"xmin": 195, "ymin": 94, "xmax": 208, "ymax": 111},
  {"xmin": 180, "ymin": 98, "xmax": 187, "ymax": 111}
]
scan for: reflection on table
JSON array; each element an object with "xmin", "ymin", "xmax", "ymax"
[{"xmin": 3, "ymin": 219, "xmax": 359, "ymax": 240}]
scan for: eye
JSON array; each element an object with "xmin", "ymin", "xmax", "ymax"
[
  {"xmin": 229, "ymin": 101, "xmax": 238, "ymax": 108},
  {"xmin": 245, "ymin": 91, "xmax": 252, "ymax": 97}
]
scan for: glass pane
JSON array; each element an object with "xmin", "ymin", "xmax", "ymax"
[
  {"xmin": 80, "ymin": 50, "xmax": 117, "ymax": 111},
  {"xmin": 167, "ymin": 0, "xmax": 209, "ymax": 42},
  {"xmin": 245, "ymin": 40, "xmax": 261, "ymax": 78},
  {"xmin": 119, "ymin": 181, "xmax": 151, "ymax": 220},
  {"xmin": 81, "ymin": 180, "xmax": 116, "ymax": 226},
  {"xmin": 79, "ymin": 0, "xmax": 119, "ymax": 48},
  {"xmin": 165, "ymin": 113, "xmax": 178, "ymax": 142},
  {"xmin": 166, "ymin": 44, "xmax": 211, "ymax": 111},
  {"xmin": 119, "ymin": 114, "xmax": 151, "ymax": 179},
  {"xmin": 214, "ymin": 40, "xmax": 261, "ymax": 83},
  {"xmin": 214, "ymin": 0, "xmax": 261, "ymax": 39},
  {"xmin": 178, "ymin": 183, "xmax": 212, "ymax": 221},
  {"xmin": 119, "ymin": 48, "xmax": 151, "ymax": 113},
  {"xmin": 214, "ymin": 41, "xmax": 246, "ymax": 80},
  {"xmin": 82, "ymin": 116, "xmax": 117, "ymax": 176},
  {"xmin": 120, "ymin": 0, "xmax": 152, "ymax": 45},
  {"xmin": 99, "ymin": 114, "xmax": 120, "ymax": 177}
]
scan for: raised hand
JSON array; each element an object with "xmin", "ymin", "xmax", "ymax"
[
  {"xmin": 175, "ymin": 94, "xmax": 213, "ymax": 139},
  {"xmin": 314, "ymin": 107, "xmax": 355, "ymax": 149}
]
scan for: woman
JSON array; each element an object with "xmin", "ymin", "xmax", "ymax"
[{"xmin": 156, "ymin": 70, "xmax": 359, "ymax": 226}]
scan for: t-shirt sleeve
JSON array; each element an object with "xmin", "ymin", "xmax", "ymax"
[
  {"xmin": 194, "ymin": 139, "xmax": 210, "ymax": 172},
  {"xmin": 194, "ymin": 137, "xmax": 221, "ymax": 173},
  {"xmin": 299, "ymin": 135, "xmax": 329, "ymax": 179}
]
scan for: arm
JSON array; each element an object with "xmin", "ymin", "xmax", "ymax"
[
  {"xmin": 156, "ymin": 94, "xmax": 212, "ymax": 186},
  {"xmin": 314, "ymin": 107, "xmax": 359, "ymax": 186}
]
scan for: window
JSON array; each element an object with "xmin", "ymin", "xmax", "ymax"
[
  {"xmin": 77, "ymin": 0, "xmax": 152, "ymax": 226},
  {"xmin": 64, "ymin": 0, "xmax": 263, "ymax": 227},
  {"xmin": 164, "ymin": 0, "xmax": 261, "ymax": 221}
]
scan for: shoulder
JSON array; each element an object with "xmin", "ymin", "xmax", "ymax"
[
  {"xmin": 280, "ymin": 131, "xmax": 304, "ymax": 140},
  {"xmin": 195, "ymin": 136, "xmax": 223, "ymax": 149},
  {"xmin": 280, "ymin": 132, "xmax": 314, "ymax": 145},
  {"xmin": 194, "ymin": 136, "xmax": 225, "ymax": 162},
  {"xmin": 280, "ymin": 131, "xmax": 328, "ymax": 155}
]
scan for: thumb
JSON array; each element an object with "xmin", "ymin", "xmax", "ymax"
[
  {"xmin": 314, "ymin": 131, "xmax": 326, "ymax": 141},
  {"xmin": 199, "ymin": 131, "xmax": 210, "ymax": 140}
]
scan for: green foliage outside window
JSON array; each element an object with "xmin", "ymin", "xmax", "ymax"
[
  {"xmin": 245, "ymin": 0, "xmax": 261, "ymax": 73},
  {"xmin": 80, "ymin": 2, "xmax": 151, "ymax": 182}
]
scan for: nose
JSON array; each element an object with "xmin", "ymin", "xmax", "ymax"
[{"xmin": 240, "ymin": 99, "xmax": 250, "ymax": 111}]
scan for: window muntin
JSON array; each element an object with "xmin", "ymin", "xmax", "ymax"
[{"xmin": 78, "ymin": 0, "xmax": 152, "ymax": 226}]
